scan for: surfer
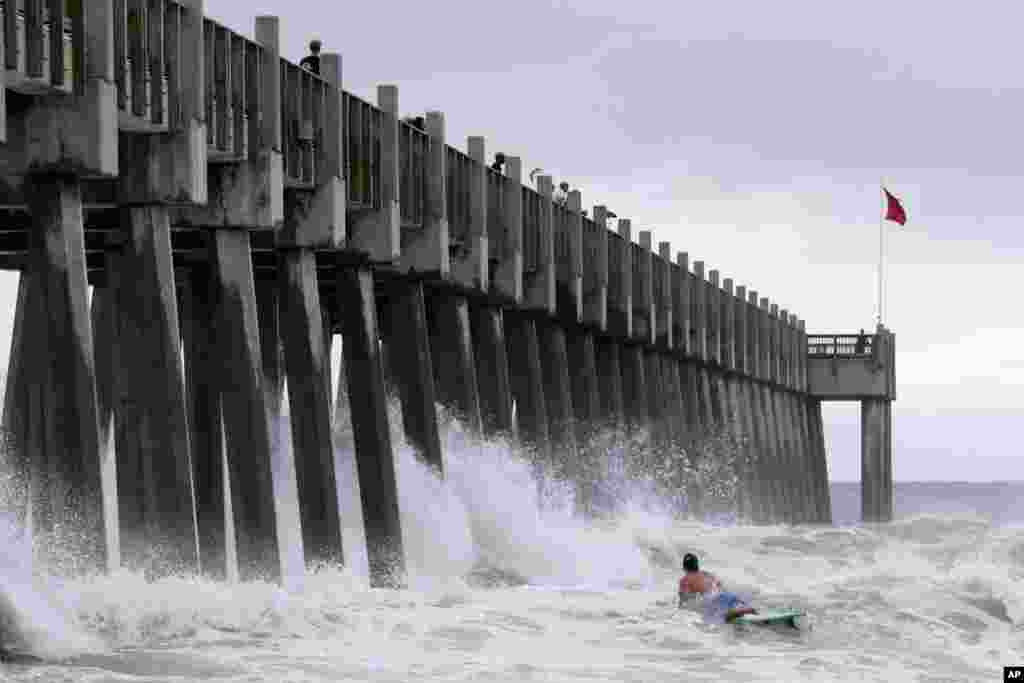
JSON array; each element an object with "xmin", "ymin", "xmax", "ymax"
[{"xmin": 677, "ymin": 553, "xmax": 757, "ymax": 623}]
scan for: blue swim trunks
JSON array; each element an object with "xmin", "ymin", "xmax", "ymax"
[{"xmin": 703, "ymin": 591, "xmax": 747, "ymax": 623}]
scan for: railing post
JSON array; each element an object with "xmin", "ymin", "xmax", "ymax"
[
  {"xmin": 279, "ymin": 49, "xmax": 344, "ymax": 246},
  {"xmin": 586, "ymin": 205, "xmax": 610, "ymax": 331},
  {"xmin": 708, "ymin": 270, "xmax": 722, "ymax": 366},
  {"xmin": 693, "ymin": 261, "xmax": 707, "ymax": 362},
  {"xmin": 723, "ymin": 278, "xmax": 736, "ymax": 372},
  {"xmin": 735, "ymin": 285, "xmax": 747, "ymax": 376},
  {"xmin": 618, "ymin": 219, "xmax": 633, "ymax": 338},
  {"xmin": 658, "ymin": 242, "xmax": 672, "ymax": 349},
  {"xmin": 398, "ymin": 108, "xmax": 449, "ymax": 276},
  {"xmin": 677, "ymin": 253, "xmax": 691, "ymax": 358},
  {"xmin": 347, "ymin": 84, "xmax": 399, "ymax": 260},
  {"xmin": 525, "ymin": 174, "xmax": 555, "ymax": 313},
  {"xmin": 453, "ymin": 135, "xmax": 488, "ymax": 290},
  {"xmin": 494, "ymin": 155, "xmax": 522, "ymax": 302},
  {"xmin": 638, "ymin": 231, "xmax": 654, "ymax": 344},
  {"xmin": 567, "ymin": 190, "xmax": 583, "ymax": 322}
]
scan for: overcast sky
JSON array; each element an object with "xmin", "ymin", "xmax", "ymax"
[{"xmin": 1, "ymin": 1, "xmax": 1019, "ymax": 482}]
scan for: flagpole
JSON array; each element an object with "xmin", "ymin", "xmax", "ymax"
[{"xmin": 878, "ymin": 179, "xmax": 885, "ymax": 327}]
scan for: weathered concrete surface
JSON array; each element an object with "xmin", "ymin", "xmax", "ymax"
[
  {"xmin": 111, "ymin": 206, "xmax": 197, "ymax": 577},
  {"xmin": 382, "ymin": 280, "xmax": 443, "ymax": 473},
  {"xmin": 280, "ymin": 249, "xmax": 343, "ymax": 566},
  {"xmin": 470, "ymin": 303, "xmax": 513, "ymax": 436},
  {"xmin": 505, "ymin": 312, "xmax": 550, "ymax": 455},
  {"xmin": 2, "ymin": 274, "xmax": 32, "ymax": 530},
  {"xmin": 21, "ymin": 177, "xmax": 106, "ymax": 574},
  {"xmin": 179, "ymin": 261, "xmax": 227, "ymax": 580},
  {"xmin": 427, "ymin": 293, "xmax": 482, "ymax": 433},
  {"xmin": 567, "ymin": 329, "xmax": 601, "ymax": 515},
  {"xmin": 861, "ymin": 398, "xmax": 893, "ymax": 523},
  {"xmin": 620, "ymin": 344, "xmax": 648, "ymax": 431},
  {"xmin": 336, "ymin": 266, "xmax": 405, "ymax": 588},
  {"xmin": 211, "ymin": 230, "xmax": 281, "ymax": 582},
  {"xmin": 595, "ymin": 337, "xmax": 624, "ymax": 428},
  {"xmin": 539, "ymin": 321, "xmax": 577, "ymax": 457}
]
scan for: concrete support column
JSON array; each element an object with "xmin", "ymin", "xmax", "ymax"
[
  {"xmin": 505, "ymin": 312, "xmax": 550, "ymax": 455},
  {"xmin": 741, "ymin": 380, "xmax": 769, "ymax": 524},
  {"xmin": 620, "ymin": 343, "xmax": 648, "ymax": 431},
  {"xmin": 179, "ymin": 262, "xmax": 227, "ymax": 579},
  {"xmin": 678, "ymin": 361, "xmax": 704, "ymax": 519},
  {"xmin": 808, "ymin": 397, "xmax": 832, "ymax": 523},
  {"xmin": 470, "ymin": 303, "xmax": 514, "ymax": 436},
  {"xmin": 2, "ymin": 273, "xmax": 35, "ymax": 531},
  {"xmin": 862, "ymin": 398, "xmax": 893, "ymax": 523},
  {"xmin": 255, "ymin": 278, "xmax": 284, "ymax": 422},
  {"xmin": 795, "ymin": 392, "xmax": 819, "ymax": 523},
  {"xmin": 280, "ymin": 249, "xmax": 344, "ymax": 566},
  {"xmin": 23, "ymin": 176, "xmax": 106, "ymax": 574},
  {"xmin": 567, "ymin": 329, "xmax": 601, "ymax": 510},
  {"xmin": 427, "ymin": 292, "xmax": 483, "ymax": 433},
  {"xmin": 538, "ymin": 321, "xmax": 577, "ymax": 459},
  {"xmin": 568, "ymin": 330, "xmax": 601, "ymax": 442},
  {"xmin": 585, "ymin": 206, "xmax": 610, "ymax": 331},
  {"xmin": 643, "ymin": 349, "xmax": 666, "ymax": 454},
  {"xmin": 210, "ymin": 230, "xmax": 281, "ymax": 582},
  {"xmin": 336, "ymin": 265, "xmax": 405, "ymax": 588},
  {"xmin": 110, "ymin": 206, "xmax": 198, "ymax": 577},
  {"xmin": 759, "ymin": 383, "xmax": 784, "ymax": 523},
  {"xmin": 595, "ymin": 337, "xmax": 625, "ymax": 429},
  {"xmin": 382, "ymin": 279, "xmax": 444, "ymax": 473}
]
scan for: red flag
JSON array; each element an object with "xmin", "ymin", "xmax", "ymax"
[{"xmin": 883, "ymin": 187, "xmax": 906, "ymax": 225}]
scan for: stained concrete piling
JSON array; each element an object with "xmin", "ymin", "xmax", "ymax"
[{"xmin": 0, "ymin": 4, "xmax": 897, "ymax": 588}]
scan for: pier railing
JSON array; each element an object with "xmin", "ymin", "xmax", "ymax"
[
  {"xmin": 398, "ymin": 120, "xmax": 427, "ymax": 223},
  {"xmin": 522, "ymin": 185, "xmax": 542, "ymax": 274},
  {"xmin": 115, "ymin": 0, "xmax": 186, "ymax": 130},
  {"xmin": 485, "ymin": 167, "xmax": 505, "ymax": 261},
  {"xmin": 553, "ymin": 202, "xmax": 572, "ymax": 284},
  {"xmin": 807, "ymin": 333, "xmax": 874, "ymax": 358},
  {"xmin": 446, "ymin": 145, "xmax": 473, "ymax": 249},
  {"xmin": 3, "ymin": 0, "xmax": 78, "ymax": 94},
  {"xmin": 581, "ymin": 215, "xmax": 602, "ymax": 296},
  {"xmin": 280, "ymin": 59, "xmax": 329, "ymax": 186},
  {"xmin": 204, "ymin": 16, "xmax": 262, "ymax": 161},
  {"xmin": 1, "ymin": 4, "xmax": 822, "ymax": 382}
]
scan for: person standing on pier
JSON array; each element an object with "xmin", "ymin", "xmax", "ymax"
[{"xmin": 300, "ymin": 39, "xmax": 322, "ymax": 74}]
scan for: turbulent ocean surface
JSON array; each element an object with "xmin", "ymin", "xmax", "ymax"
[{"xmin": 1, "ymin": 407, "xmax": 1022, "ymax": 682}]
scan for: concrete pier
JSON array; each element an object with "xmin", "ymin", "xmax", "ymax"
[
  {"xmin": 427, "ymin": 292, "xmax": 483, "ymax": 433},
  {"xmin": 382, "ymin": 279, "xmax": 444, "ymax": 472},
  {"xmin": 24, "ymin": 177, "xmax": 107, "ymax": 574},
  {"xmin": 336, "ymin": 266, "xmax": 405, "ymax": 587},
  {"xmin": 211, "ymin": 230, "xmax": 281, "ymax": 582},
  {"xmin": 0, "ymin": 2, "xmax": 901, "ymax": 587},
  {"xmin": 506, "ymin": 312, "xmax": 550, "ymax": 455},
  {"xmin": 110, "ymin": 206, "xmax": 197, "ymax": 577},
  {"xmin": 179, "ymin": 261, "xmax": 228, "ymax": 579},
  {"xmin": 280, "ymin": 249, "xmax": 343, "ymax": 566},
  {"xmin": 470, "ymin": 303, "xmax": 514, "ymax": 436}
]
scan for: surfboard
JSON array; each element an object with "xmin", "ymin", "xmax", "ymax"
[{"xmin": 733, "ymin": 608, "xmax": 805, "ymax": 628}]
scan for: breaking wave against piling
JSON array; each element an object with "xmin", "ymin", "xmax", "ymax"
[{"xmin": 1, "ymin": 403, "xmax": 1021, "ymax": 681}]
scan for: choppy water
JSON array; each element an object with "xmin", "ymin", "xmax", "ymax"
[{"xmin": 1, "ymin": 409, "xmax": 1022, "ymax": 682}]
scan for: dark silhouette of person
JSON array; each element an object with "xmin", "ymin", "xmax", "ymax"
[
  {"xmin": 490, "ymin": 152, "xmax": 506, "ymax": 173},
  {"xmin": 854, "ymin": 328, "xmax": 867, "ymax": 355},
  {"xmin": 299, "ymin": 39, "xmax": 322, "ymax": 74}
]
